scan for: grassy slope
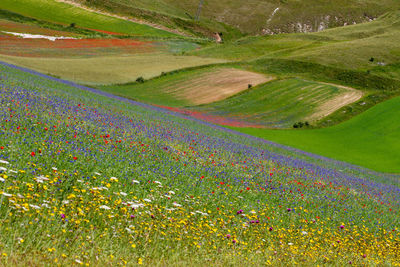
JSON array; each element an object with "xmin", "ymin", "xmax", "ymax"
[
  {"xmin": 0, "ymin": 8, "xmax": 102, "ymax": 37},
  {"xmin": 1, "ymin": 61, "xmax": 399, "ymax": 266},
  {"xmin": 0, "ymin": 54, "xmax": 226, "ymax": 85},
  {"xmin": 0, "ymin": 0, "xmax": 176, "ymax": 37},
  {"xmin": 231, "ymin": 94, "xmax": 400, "ymax": 173},
  {"xmin": 99, "ymin": 67, "xmax": 215, "ymax": 106},
  {"xmin": 100, "ymin": 66, "xmax": 361, "ymax": 128},
  {"xmin": 189, "ymin": 12, "xmax": 400, "ymax": 127},
  {"xmin": 65, "ymin": 0, "xmax": 243, "ymax": 40},
  {"xmin": 194, "ymin": 78, "xmax": 351, "ymax": 128},
  {"xmin": 192, "ymin": 12, "xmax": 400, "ymax": 71},
  {"xmin": 73, "ymin": 0, "xmax": 400, "ymax": 34}
]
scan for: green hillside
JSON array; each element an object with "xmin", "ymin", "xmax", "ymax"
[
  {"xmin": 189, "ymin": 12, "xmax": 400, "ymax": 127},
  {"xmin": 99, "ymin": 66, "xmax": 364, "ymax": 128},
  {"xmin": 99, "ymin": 66, "xmax": 269, "ymax": 106},
  {"xmin": 73, "ymin": 0, "xmax": 400, "ymax": 34},
  {"xmin": 231, "ymin": 94, "xmax": 400, "ymax": 173},
  {"xmin": 194, "ymin": 78, "xmax": 362, "ymax": 128},
  {"xmin": 192, "ymin": 11, "xmax": 400, "ymax": 70},
  {"xmin": 0, "ymin": 0, "xmax": 176, "ymax": 37}
]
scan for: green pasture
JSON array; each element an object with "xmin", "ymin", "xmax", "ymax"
[
  {"xmin": 99, "ymin": 67, "xmax": 215, "ymax": 106},
  {"xmin": 231, "ymin": 95, "xmax": 400, "ymax": 173}
]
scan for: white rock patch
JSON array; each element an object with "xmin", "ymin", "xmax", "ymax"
[{"xmin": 2, "ymin": 31, "xmax": 77, "ymax": 41}]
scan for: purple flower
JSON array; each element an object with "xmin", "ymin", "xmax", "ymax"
[
  {"xmin": 60, "ymin": 214, "xmax": 66, "ymax": 219},
  {"xmin": 226, "ymin": 234, "xmax": 231, "ymax": 239}
]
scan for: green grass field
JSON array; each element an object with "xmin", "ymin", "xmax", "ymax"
[
  {"xmin": 74, "ymin": 0, "xmax": 400, "ymax": 34},
  {"xmin": 100, "ymin": 67, "xmax": 363, "ymax": 128},
  {"xmin": 0, "ymin": 0, "xmax": 176, "ymax": 37},
  {"xmin": 195, "ymin": 78, "xmax": 362, "ymax": 128},
  {"xmin": 99, "ymin": 66, "xmax": 269, "ymax": 106},
  {"xmin": 231, "ymin": 94, "xmax": 400, "ymax": 173},
  {"xmin": 100, "ymin": 67, "xmax": 225, "ymax": 106},
  {"xmin": 0, "ymin": 54, "xmax": 226, "ymax": 85}
]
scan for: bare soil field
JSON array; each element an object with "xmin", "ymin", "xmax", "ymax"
[{"xmin": 165, "ymin": 68, "xmax": 273, "ymax": 105}]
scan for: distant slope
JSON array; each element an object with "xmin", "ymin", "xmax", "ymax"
[
  {"xmin": 72, "ymin": 0, "xmax": 400, "ymax": 35},
  {"xmin": 192, "ymin": 11, "xmax": 400, "ymax": 70},
  {"xmin": 0, "ymin": 0, "xmax": 177, "ymax": 37},
  {"xmin": 190, "ymin": 12, "xmax": 400, "ymax": 127},
  {"xmin": 232, "ymin": 93, "xmax": 400, "ymax": 173}
]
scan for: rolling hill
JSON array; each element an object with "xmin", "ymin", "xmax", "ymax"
[
  {"xmin": 66, "ymin": 0, "xmax": 400, "ymax": 35},
  {"xmin": 0, "ymin": 1, "xmax": 399, "ymax": 264}
]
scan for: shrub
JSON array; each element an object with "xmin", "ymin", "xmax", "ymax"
[{"xmin": 136, "ymin": 77, "xmax": 145, "ymax": 83}]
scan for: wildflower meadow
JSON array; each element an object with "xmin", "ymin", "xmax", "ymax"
[{"xmin": 0, "ymin": 62, "xmax": 399, "ymax": 266}]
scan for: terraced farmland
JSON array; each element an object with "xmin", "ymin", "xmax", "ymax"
[
  {"xmin": 100, "ymin": 67, "xmax": 272, "ymax": 106},
  {"xmin": 194, "ymin": 78, "xmax": 362, "ymax": 127},
  {"xmin": 0, "ymin": 33, "xmax": 155, "ymax": 57}
]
